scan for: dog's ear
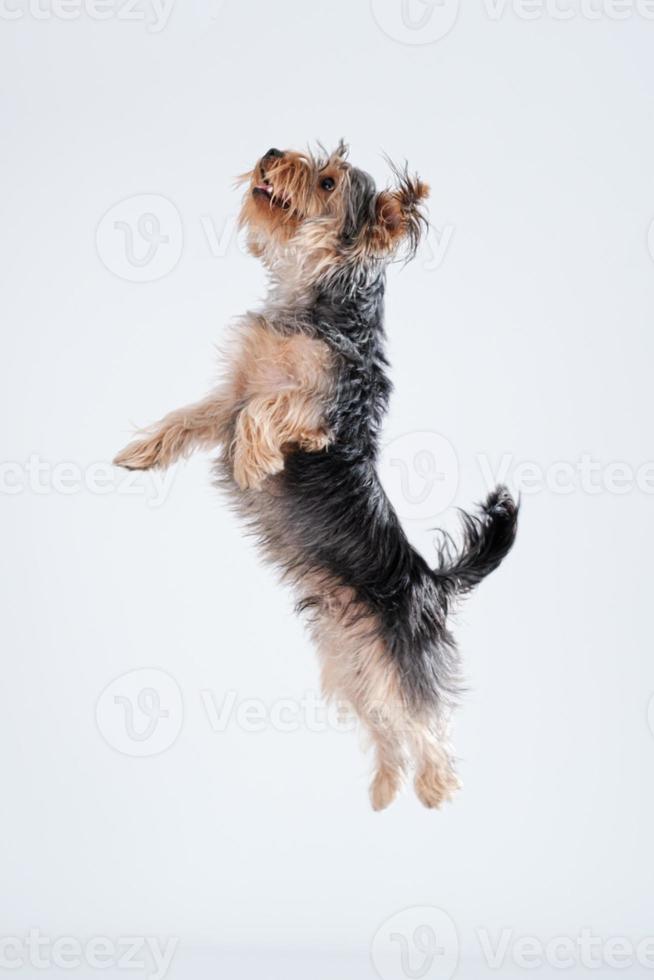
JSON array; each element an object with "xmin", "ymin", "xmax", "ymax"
[{"xmin": 369, "ymin": 163, "xmax": 429, "ymax": 258}]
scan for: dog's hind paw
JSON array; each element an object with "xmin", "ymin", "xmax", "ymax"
[
  {"xmin": 414, "ymin": 766, "xmax": 461, "ymax": 809},
  {"xmin": 370, "ymin": 767, "xmax": 401, "ymax": 811}
]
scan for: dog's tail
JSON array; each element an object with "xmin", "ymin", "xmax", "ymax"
[{"xmin": 431, "ymin": 485, "xmax": 518, "ymax": 600}]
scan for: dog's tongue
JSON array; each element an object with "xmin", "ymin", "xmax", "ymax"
[{"xmin": 255, "ymin": 183, "xmax": 273, "ymax": 196}]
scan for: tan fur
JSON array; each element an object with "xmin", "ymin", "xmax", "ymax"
[{"xmin": 231, "ymin": 388, "xmax": 329, "ymax": 490}]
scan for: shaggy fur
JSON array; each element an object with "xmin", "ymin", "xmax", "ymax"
[{"xmin": 115, "ymin": 142, "xmax": 518, "ymax": 810}]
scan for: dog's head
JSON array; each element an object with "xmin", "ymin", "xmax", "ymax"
[{"xmin": 238, "ymin": 142, "xmax": 429, "ymax": 284}]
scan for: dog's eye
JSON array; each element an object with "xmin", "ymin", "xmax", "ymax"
[{"xmin": 320, "ymin": 177, "xmax": 335, "ymax": 192}]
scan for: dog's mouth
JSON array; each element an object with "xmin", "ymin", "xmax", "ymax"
[{"xmin": 252, "ymin": 179, "xmax": 291, "ymax": 211}]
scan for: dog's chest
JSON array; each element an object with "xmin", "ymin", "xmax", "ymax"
[{"xmin": 227, "ymin": 315, "xmax": 335, "ymax": 409}]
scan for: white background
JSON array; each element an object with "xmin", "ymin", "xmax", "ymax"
[{"xmin": 2, "ymin": 1, "xmax": 654, "ymax": 978}]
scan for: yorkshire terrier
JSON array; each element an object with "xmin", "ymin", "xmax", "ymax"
[{"xmin": 115, "ymin": 142, "xmax": 518, "ymax": 810}]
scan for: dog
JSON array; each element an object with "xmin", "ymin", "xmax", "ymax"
[{"xmin": 114, "ymin": 142, "xmax": 518, "ymax": 810}]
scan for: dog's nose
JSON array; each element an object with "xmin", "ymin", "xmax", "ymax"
[{"xmin": 263, "ymin": 147, "xmax": 284, "ymax": 161}]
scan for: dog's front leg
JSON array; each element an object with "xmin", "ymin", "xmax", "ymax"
[
  {"xmin": 231, "ymin": 389, "xmax": 330, "ymax": 491},
  {"xmin": 114, "ymin": 393, "xmax": 230, "ymax": 471}
]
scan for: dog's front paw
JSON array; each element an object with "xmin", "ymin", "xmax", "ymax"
[
  {"xmin": 114, "ymin": 435, "xmax": 163, "ymax": 471},
  {"xmin": 232, "ymin": 449, "xmax": 284, "ymax": 491}
]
